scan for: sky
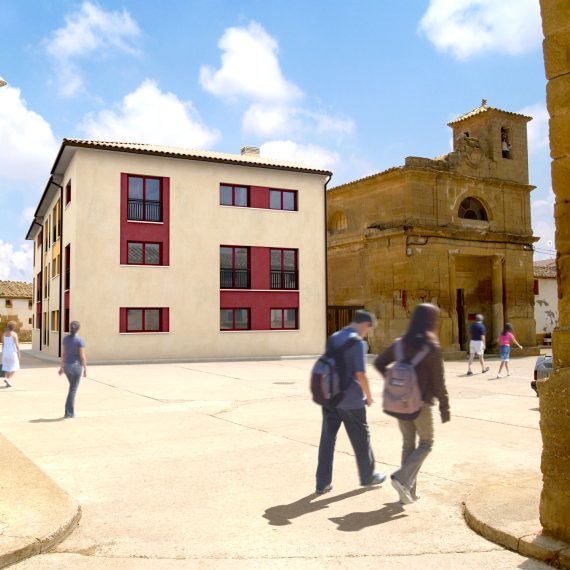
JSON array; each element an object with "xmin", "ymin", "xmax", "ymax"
[{"xmin": 0, "ymin": 0, "xmax": 555, "ymax": 282}]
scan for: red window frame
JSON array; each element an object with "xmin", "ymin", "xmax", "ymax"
[
  {"xmin": 127, "ymin": 241, "xmax": 163, "ymax": 265},
  {"xmin": 127, "ymin": 175, "xmax": 163, "ymax": 222},
  {"xmin": 270, "ymin": 308, "xmax": 298, "ymax": 330},
  {"xmin": 270, "ymin": 248, "xmax": 298, "ymax": 290},
  {"xmin": 220, "ymin": 245, "xmax": 250, "ymax": 289},
  {"xmin": 269, "ymin": 189, "xmax": 297, "ymax": 211},
  {"xmin": 65, "ymin": 180, "xmax": 71, "ymax": 205},
  {"xmin": 220, "ymin": 308, "xmax": 251, "ymax": 331},
  {"xmin": 219, "ymin": 183, "xmax": 250, "ymax": 207},
  {"xmin": 124, "ymin": 308, "xmax": 166, "ymax": 333}
]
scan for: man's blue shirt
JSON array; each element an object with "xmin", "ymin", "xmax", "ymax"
[
  {"xmin": 470, "ymin": 322, "xmax": 486, "ymax": 341},
  {"xmin": 329, "ymin": 326, "xmax": 367, "ymax": 409}
]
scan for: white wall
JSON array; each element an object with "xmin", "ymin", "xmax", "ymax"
[{"xmin": 535, "ymin": 278, "xmax": 558, "ymax": 334}]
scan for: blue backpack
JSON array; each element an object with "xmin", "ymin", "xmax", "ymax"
[{"xmin": 310, "ymin": 335, "xmax": 359, "ymax": 407}]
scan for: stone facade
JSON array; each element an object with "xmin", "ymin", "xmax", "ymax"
[
  {"xmin": 539, "ymin": 0, "xmax": 570, "ymax": 544},
  {"xmin": 327, "ymin": 103, "xmax": 538, "ymax": 355},
  {"xmin": 0, "ymin": 281, "xmax": 33, "ymax": 342}
]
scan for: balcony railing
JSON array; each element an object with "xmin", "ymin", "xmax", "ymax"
[
  {"xmin": 220, "ymin": 268, "xmax": 250, "ymax": 289},
  {"xmin": 271, "ymin": 270, "xmax": 298, "ymax": 290},
  {"xmin": 127, "ymin": 199, "xmax": 162, "ymax": 222}
]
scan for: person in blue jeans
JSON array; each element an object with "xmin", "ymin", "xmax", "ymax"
[
  {"xmin": 315, "ymin": 310, "xmax": 386, "ymax": 495},
  {"xmin": 59, "ymin": 321, "xmax": 87, "ymax": 419}
]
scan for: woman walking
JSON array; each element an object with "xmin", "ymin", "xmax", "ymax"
[
  {"xmin": 374, "ymin": 303, "xmax": 450, "ymax": 505},
  {"xmin": 1, "ymin": 322, "xmax": 21, "ymax": 387},
  {"xmin": 59, "ymin": 321, "xmax": 87, "ymax": 418},
  {"xmin": 496, "ymin": 323, "xmax": 522, "ymax": 378}
]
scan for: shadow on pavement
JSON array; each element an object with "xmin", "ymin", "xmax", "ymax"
[
  {"xmin": 263, "ymin": 487, "xmax": 375, "ymax": 526},
  {"xmin": 29, "ymin": 418, "xmax": 66, "ymax": 423},
  {"xmin": 329, "ymin": 501, "xmax": 406, "ymax": 531}
]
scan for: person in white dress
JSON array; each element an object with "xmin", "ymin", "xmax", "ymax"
[{"xmin": 2, "ymin": 322, "xmax": 21, "ymax": 387}]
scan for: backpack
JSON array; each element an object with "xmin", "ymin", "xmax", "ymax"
[
  {"xmin": 310, "ymin": 335, "xmax": 360, "ymax": 407},
  {"xmin": 382, "ymin": 339, "xmax": 430, "ymax": 420}
]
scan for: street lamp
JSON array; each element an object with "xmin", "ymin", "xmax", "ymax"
[{"xmin": 0, "ymin": 77, "xmax": 6, "ymax": 88}]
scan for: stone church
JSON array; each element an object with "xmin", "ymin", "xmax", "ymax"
[{"xmin": 327, "ymin": 101, "xmax": 539, "ymax": 355}]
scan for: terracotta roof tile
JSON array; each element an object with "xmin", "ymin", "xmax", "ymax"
[
  {"xmin": 447, "ymin": 102, "xmax": 532, "ymax": 126},
  {"xmin": 534, "ymin": 258, "xmax": 556, "ymax": 279},
  {"xmin": 0, "ymin": 281, "xmax": 33, "ymax": 298}
]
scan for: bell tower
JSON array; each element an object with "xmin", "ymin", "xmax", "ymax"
[{"xmin": 447, "ymin": 100, "xmax": 532, "ymax": 185}]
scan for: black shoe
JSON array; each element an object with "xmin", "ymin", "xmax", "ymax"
[
  {"xmin": 315, "ymin": 484, "xmax": 332, "ymax": 495},
  {"xmin": 362, "ymin": 472, "xmax": 386, "ymax": 487}
]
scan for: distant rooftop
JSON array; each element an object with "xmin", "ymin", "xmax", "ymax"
[
  {"xmin": 0, "ymin": 280, "xmax": 33, "ymax": 299},
  {"xmin": 534, "ymin": 258, "xmax": 557, "ymax": 279},
  {"xmin": 447, "ymin": 100, "xmax": 532, "ymax": 126}
]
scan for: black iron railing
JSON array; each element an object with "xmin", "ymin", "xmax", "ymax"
[
  {"xmin": 220, "ymin": 268, "xmax": 250, "ymax": 289},
  {"xmin": 270, "ymin": 270, "xmax": 298, "ymax": 289},
  {"xmin": 128, "ymin": 199, "xmax": 162, "ymax": 222}
]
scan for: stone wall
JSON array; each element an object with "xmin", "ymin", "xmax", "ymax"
[
  {"xmin": 539, "ymin": 0, "xmax": 570, "ymax": 544},
  {"xmin": 0, "ymin": 315, "xmax": 32, "ymax": 342}
]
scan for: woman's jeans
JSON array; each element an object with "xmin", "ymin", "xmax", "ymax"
[
  {"xmin": 64, "ymin": 363, "xmax": 82, "ymax": 418},
  {"xmin": 392, "ymin": 403, "xmax": 434, "ymax": 492}
]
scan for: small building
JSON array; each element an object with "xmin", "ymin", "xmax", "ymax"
[
  {"xmin": 26, "ymin": 140, "xmax": 330, "ymax": 361},
  {"xmin": 0, "ymin": 281, "xmax": 33, "ymax": 341},
  {"xmin": 327, "ymin": 101, "xmax": 539, "ymax": 355},
  {"xmin": 534, "ymin": 258, "xmax": 557, "ymax": 341}
]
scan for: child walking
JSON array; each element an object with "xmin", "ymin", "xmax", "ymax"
[{"xmin": 496, "ymin": 323, "xmax": 522, "ymax": 378}]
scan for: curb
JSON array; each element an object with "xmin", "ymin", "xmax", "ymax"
[
  {"xmin": 463, "ymin": 479, "xmax": 570, "ymax": 569},
  {"xmin": 0, "ymin": 435, "xmax": 82, "ymax": 568}
]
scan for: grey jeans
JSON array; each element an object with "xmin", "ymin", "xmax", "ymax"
[{"xmin": 392, "ymin": 403, "xmax": 434, "ymax": 492}]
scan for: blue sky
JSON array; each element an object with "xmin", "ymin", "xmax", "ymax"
[{"xmin": 0, "ymin": 0, "xmax": 554, "ymax": 281}]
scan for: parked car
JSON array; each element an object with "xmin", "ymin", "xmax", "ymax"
[{"xmin": 532, "ymin": 355, "xmax": 553, "ymax": 396}]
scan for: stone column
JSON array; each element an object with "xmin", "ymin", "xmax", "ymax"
[
  {"xmin": 449, "ymin": 254, "xmax": 459, "ymax": 349},
  {"xmin": 539, "ymin": 0, "xmax": 570, "ymax": 543},
  {"xmin": 491, "ymin": 257, "xmax": 504, "ymax": 347}
]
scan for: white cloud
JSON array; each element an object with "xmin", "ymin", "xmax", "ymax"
[
  {"xmin": 520, "ymin": 103, "xmax": 549, "ymax": 155},
  {"xmin": 260, "ymin": 141, "xmax": 339, "ymax": 170},
  {"xmin": 19, "ymin": 207, "xmax": 36, "ymax": 228},
  {"xmin": 532, "ymin": 189, "xmax": 556, "ymax": 260},
  {"xmin": 200, "ymin": 22, "xmax": 302, "ymax": 103},
  {"xmin": 418, "ymin": 0, "xmax": 542, "ymax": 60},
  {"xmin": 0, "ymin": 241, "xmax": 33, "ymax": 281},
  {"xmin": 46, "ymin": 1, "xmax": 141, "ymax": 97},
  {"xmin": 80, "ymin": 79, "xmax": 219, "ymax": 148},
  {"xmin": 0, "ymin": 86, "xmax": 58, "ymax": 187},
  {"xmin": 243, "ymin": 104, "xmax": 355, "ymax": 138}
]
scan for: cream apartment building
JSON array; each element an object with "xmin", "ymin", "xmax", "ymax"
[{"xmin": 26, "ymin": 140, "xmax": 330, "ymax": 361}]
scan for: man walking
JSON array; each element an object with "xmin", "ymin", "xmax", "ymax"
[
  {"xmin": 467, "ymin": 314, "xmax": 490, "ymax": 375},
  {"xmin": 315, "ymin": 310, "xmax": 386, "ymax": 494}
]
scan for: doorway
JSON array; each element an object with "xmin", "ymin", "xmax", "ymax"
[{"xmin": 456, "ymin": 289, "xmax": 465, "ymax": 350}]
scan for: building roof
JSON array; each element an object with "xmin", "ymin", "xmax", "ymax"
[
  {"xmin": 534, "ymin": 258, "xmax": 557, "ymax": 279},
  {"xmin": 0, "ymin": 280, "xmax": 33, "ymax": 299},
  {"xmin": 447, "ymin": 100, "xmax": 532, "ymax": 126},
  {"xmin": 55, "ymin": 139, "xmax": 332, "ymax": 176}
]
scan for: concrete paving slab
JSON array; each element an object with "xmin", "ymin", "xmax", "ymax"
[{"xmin": 0, "ymin": 350, "xmax": 554, "ymax": 568}]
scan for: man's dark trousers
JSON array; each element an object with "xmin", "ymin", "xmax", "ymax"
[{"xmin": 316, "ymin": 406, "xmax": 375, "ymax": 490}]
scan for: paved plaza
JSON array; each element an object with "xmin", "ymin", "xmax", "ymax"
[{"xmin": 0, "ymin": 349, "xmax": 552, "ymax": 569}]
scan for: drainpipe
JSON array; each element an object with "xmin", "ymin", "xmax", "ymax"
[
  {"xmin": 324, "ymin": 173, "xmax": 332, "ymax": 340},
  {"xmin": 31, "ymin": 219, "xmax": 43, "ymax": 351},
  {"xmin": 51, "ymin": 179, "xmax": 64, "ymax": 358}
]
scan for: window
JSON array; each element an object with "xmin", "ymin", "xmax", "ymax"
[
  {"xmin": 52, "ymin": 254, "xmax": 60, "ymax": 278},
  {"xmin": 65, "ymin": 180, "xmax": 71, "ymax": 205},
  {"xmin": 29, "ymin": 317, "xmax": 32, "ymax": 325},
  {"xmin": 64, "ymin": 309, "xmax": 70, "ymax": 333},
  {"xmin": 271, "ymin": 308, "xmax": 298, "ymax": 330},
  {"xmin": 125, "ymin": 308, "xmax": 166, "ymax": 332},
  {"xmin": 270, "ymin": 248, "xmax": 298, "ymax": 289},
  {"xmin": 65, "ymin": 244, "xmax": 70, "ymax": 290},
  {"xmin": 220, "ymin": 246, "xmax": 250, "ymax": 288},
  {"xmin": 51, "ymin": 310, "xmax": 60, "ymax": 332},
  {"xmin": 127, "ymin": 176, "xmax": 162, "ymax": 222},
  {"xmin": 458, "ymin": 197, "xmax": 488, "ymax": 221},
  {"xmin": 220, "ymin": 184, "xmax": 249, "ymax": 207},
  {"xmin": 220, "ymin": 308, "xmax": 250, "ymax": 330},
  {"xmin": 127, "ymin": 242, "xmax": 162, "ymax": 265},
  {"xmin": 5, "ymin": 299, "xmax": 12, "ymax": 308},
  {"xmin": 52, "ymin": 200, "xmax": 61, "ymax": 243},
  {"xmin": 28, "ymin": 300, "xmax": 33, "ymax": 309},
  {"xmin": 501, "ymin": 127, "xmax": 512, "ymax": 159},
  {"xmin": 534, "ymin": 279, "xmax": 539, "ymax": 295},
  {"xmin": 270, "ymin": 189, "xmax": 297, "ymax": 211}
]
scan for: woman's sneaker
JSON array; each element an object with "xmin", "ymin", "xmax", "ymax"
[
  {"xmin": 391, "ymin": 476, "xmax": 413, "ymax": 504},
  {"xmin": 4, "ymin": 379, "xmax": 11, "ymax": 387}
]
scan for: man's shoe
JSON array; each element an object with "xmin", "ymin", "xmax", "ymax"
[
  {"xmin": 483, "ymin": 367, "xmax": 490, "ymax": 373},
  {"xmin": 362, "ymin": 472, "xmax": 387, "ymax": 487},
  {"xmin": 466, "ymin": 370, "xmax": 473, "ymax": 376},
  {"xmin": 315, "ymin": 484, "xmax": 332, "ymax": 495},
  {"xmin": 391, "ymin": 476, "xmax": 413, "ymax": 504},
  {"xmin": 4, "ymin": 379, "xmax": 11, "ymax": 387}
]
